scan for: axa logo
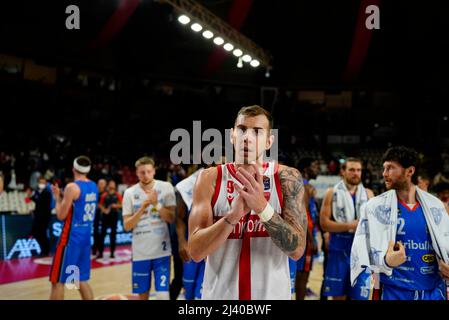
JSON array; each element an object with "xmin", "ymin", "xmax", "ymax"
[{"xmin": 6, "ymin": 238, "xmax": 41, "ymax": 259}]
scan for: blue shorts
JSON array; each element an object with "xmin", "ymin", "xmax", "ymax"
[
  {"xmin": 50, "ymin": 243, "xmax": 91, "ymax": 284},
  {"xmin": 323, "ymin": 249, "xmax": 371, "ymax": 300},
  {"xmin": 132, "ymin": 256, "xmax": 170, "ymax": 294},
  {"xmin": 288, "ymin": 258, "xmax": 296, "ymax": 293},
  {"xmin": 183, "ymin": 260, "xmax": 205, "ymax": 300},
  {"xmin": 380, "ymin": 281, "xmax": 447, "ymax": 300},
  {"xmin": 288, "ymin": 254, "xmax": 315, "ymax": 294}
]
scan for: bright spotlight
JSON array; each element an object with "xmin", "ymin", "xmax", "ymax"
[
  {"xmin": 202, "ymin": 30, "xmax": 214, "ymax": 39},
  {"xmin": 223, "ymin": 43, "xmax": 234, "ymax": 51},
  {"xmin": 250, "ymin": 60, "xmax": 260, "ymax": 67},
  {"xmin": 233, "ymin": 49, "xmax": 243, "ymax": 57},
  {"xmin": 213, "ymin": 37, "xmax": 224, "ymax": 45},
  {"xmin": 191, "ymin": 23, "xmax": 203, "ymax": 32},
  {"xmin": 242, "ymin": 54, "xmax": 252, "ymax": 63},
  {"xmin": 178, "ymin": 15, "xmax": 190, "ymax": 25}
]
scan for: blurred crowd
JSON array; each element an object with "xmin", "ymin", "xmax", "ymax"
[{"xmin": 1, "ymin": 146, "xmax": 449, "ymax": 213}]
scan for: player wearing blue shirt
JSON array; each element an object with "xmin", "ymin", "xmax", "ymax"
[
  {"xmin": 377, "ymin": 146, "xmax": 449, "ymax": 300},
  {"xmin": 320, "ymin": 158, "xmax": 374, "ymax": 300},
  {"xmin": 49, "ymin": 156, "xmax": 98, "ymax": 300}
]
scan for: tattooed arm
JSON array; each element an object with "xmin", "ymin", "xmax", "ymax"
[
  {"xmin": 265, "ymin": 165, "xmax": 307, "ymax": 260},
  {"xmin": 234, "ymin": 164, "xmax": 307, "ymax": 260}
]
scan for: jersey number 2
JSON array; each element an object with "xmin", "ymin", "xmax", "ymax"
[{"xmin": 397, "ymin": 218, "xmax": 406, "ymax": 235}]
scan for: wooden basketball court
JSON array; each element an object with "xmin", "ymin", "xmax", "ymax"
[{"xmin": 0, "ymin": 248, "xmax": 324, "ymax": 300}]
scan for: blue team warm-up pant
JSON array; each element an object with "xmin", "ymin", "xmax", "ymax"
[
  {"xmin": 380, "ymin": 281, "xmax": 448, "ymax": 300},
  {"xmin": 323, "ymin": 249, "xmax": 371, "ymax": 299},
  {"xmin": 183, "ymin": 259, "xmax": 205, "ymax": 300}
]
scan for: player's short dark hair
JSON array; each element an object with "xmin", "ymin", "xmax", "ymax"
[
  {"xmin": 381, "ymin": 146, "xmax": 419, "ymax": 170},
  {"xmin": 297, "ymin": 157, "xmax": 315, "ymax": 173},
  {"xmin": 235, "ymin": 105, "xmax": 273, "ymax": 131},
  {"xmin": 135, "ymin": 156, "xmax": 155, "ymax": 168},
  {"xmin": 341, "ymin": 157, "xmax": 363, "ymax": 170},
  {"xmin": 75, "ymin": 155, "xmax": 91, "ymax": 167}
]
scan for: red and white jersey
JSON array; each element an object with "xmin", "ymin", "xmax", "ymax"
[{"xmin": 202, "ymin": 161, "xmax": 291, "ymax": 300}]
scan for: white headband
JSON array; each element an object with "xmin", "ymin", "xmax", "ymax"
[{"xmin": 73, "ymin": 159, "xmax": 91, "ymax": 173}]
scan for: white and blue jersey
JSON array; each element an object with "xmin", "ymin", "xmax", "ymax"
[
  {"xmin": 379, "ymin": 200, "xmax": 446, "ymax": 300},
  {"xmin": 329, "ymin": 193, "xmax": 356, "ymax": 252},
  {"xmin": 122, "ymin": 180, "xmax": 176, "ymax": 295},
  {"xmin": 50, "ymin": 180, "xmax": 98, "ymax": 283}
]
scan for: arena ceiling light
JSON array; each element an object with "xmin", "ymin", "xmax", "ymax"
[
  {"xmin": 191, "ymin": 23, "xmax": 203, "ymax": 32},
  {"xmin": 213, "ymin": 36, "xmax": 224, "ymax": 45},
  {"xmin": 242, "ymin": 54, "xmax": 252, "ymax": 63},
  {"xmin": 250, "ymin": 59, "xmax": 260, "ymax": 67},
  {"xmin": 202, "ymin": 30, "xmax": 214, "ymax": 39},
  {"xmin": 164, "ymin": 0, "xmax": 271, "ymax": 70},
  {"xmin": 177, "ymin": 14, "xmax": 190, "ymax": 25},
  {"xmin": 223, "ymin": 43, "xmax": 234, "ymax": 51},
  {"xmin": 232, "ymin": 49, "xmax": 243, "ymax": 57}
]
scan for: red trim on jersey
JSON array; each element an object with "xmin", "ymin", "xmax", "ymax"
[
  {"xmin": 49, "ymin": 244, "xmax": 67, "ymax": 283},
  {"xmin": 211, "ymin": 165, "xmax": 222, "ymax": 208},
  {"xmin": 306, "ymin": 209, "xmax": 313, "ymax": 232},
  {"xmin": 50, "ymin": 206, "xmax": 73, "ymax": 283},
  {"xmin": 398, "ymin": 199, "xmax": 420, "ymax": 212},
  {"xmin": 238, "ymin": 213, "xmax": 252, "ymax": 300},
  {"xmin": 59, "ymin": 206, "xmax": 73, "ymax": 246},
  {"xmin": 226, "ymin": 163, "xmax": 242, "ymax": 184},
  {"xmin": 116, "ymin": 192, "xmax": 123, "ymax": 203},
  {"xmin": 274, "ymin": 163, "xmax": 283, "ymax": 209},
  {"xmin": 303, "ymin": 242, "xmax": 314, "ymax": 272},
  {"xmin": 227, "ymin": 162, "xmax": 270, "ymax": 185},
  {"xmin": 372, "ymin": 287, "xmax": 381, "ymax": 300},
  {"xmin": 262, "ymin": 161, "xmax": 269, "ymax": 172},
  {"xmin": 302, "ymin": 209, "xmax": 314, "ymax": 272},
  {"xmin": 99, "ymin": 192, "xmax": 107, "ymax": 205}
]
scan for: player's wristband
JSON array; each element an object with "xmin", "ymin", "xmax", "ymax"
[
  {"xmin": 257, "ymin": 202, "xmax": 274, "ymax": 222},
  {"xmin": 384, "ymin": 255, "xmax": 393, "ymax": 269}
]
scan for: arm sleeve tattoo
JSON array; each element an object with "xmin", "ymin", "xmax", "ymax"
[{"xmin": 262, "ymin": 167, "xmax": 307, "ymax": 257}]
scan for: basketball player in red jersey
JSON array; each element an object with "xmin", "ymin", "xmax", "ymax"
[{"xmin": 188, "ymin": 105, "xmax": 307, "ymax": 300}]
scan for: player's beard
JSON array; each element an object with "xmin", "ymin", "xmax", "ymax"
[
  {"xmin": 345, "ymin": 176, "xmax": 361, "ymax": 187},
  {"xmin": 385, "ymin": 178, "xmax": 407, "ymax": 191}
]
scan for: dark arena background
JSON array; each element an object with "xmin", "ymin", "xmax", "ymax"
[{"xmin": 0, "ymin": 0, "xmax": 449, "ymax": 307}]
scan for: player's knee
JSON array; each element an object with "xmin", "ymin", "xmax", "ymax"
[{"xmin": 51, "ymin": 282, "xmax": 63, "ymax": 289}]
